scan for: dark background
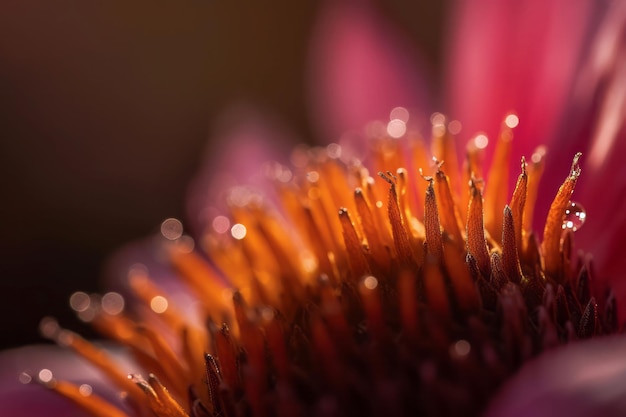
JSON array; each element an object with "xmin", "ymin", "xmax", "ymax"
[{"xmin": 0, "ymin": 1, "xmax": 445, "ymax": 349}]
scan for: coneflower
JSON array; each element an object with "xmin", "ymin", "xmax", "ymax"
[{"xmin": 27, "ymin": 112, "xmax": 617, "ymax": 417}]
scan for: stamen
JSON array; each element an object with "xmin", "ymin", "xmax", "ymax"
[
  {"xmin": 509, "ymin": 158, "xmax": 528, "ymax": 258},
  {"xmin": 423, "ymin": 178, "xmax": 444, "ymax": 260},
  {"xmin": 379, "ymin": 172, "xmax": 417, "ymax": 269},
  {"xmin": 434, "ymin": 166, "xmax": 464, "ymax": 246},
  {"xmin": 501, "ymin": 206, "xmax": 522, "ymax": 284},
  {"xmin": 542, "ymin": 153, "xmax": 582, "ymax": 280},
  {"xmin": 467, "ymin": 180, "xmax": 491, "ymax": 278},
  {"xmin": 523, "ymin": 146, "xmax": 546, "ymax": 236},
  {"xmin": 39, "ymin": 318, "xmax": 144, "ymax": 403},
  {"xmin": 339, "ymin": 207, "xmax": 370, "ymax": 279},
  {"xmin": 47, "ymin": 379, "xmax": 130, "ymax": 417},
  {"xmin": 485, "ymin": 118, "xmax": 515, "ymax": 242},
  {"xmin": 354, "ymin": 188, "xmax": 390, "ymax": 272}
]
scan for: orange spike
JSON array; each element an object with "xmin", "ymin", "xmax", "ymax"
[
  {"xmin": 181, "ymin": 326, "xmax": 211, "ymax": 405},
  {"xmin": 45, "ymin": 379, "xmax": 131, "ymax": 417},
  {"xmin": 397, "ymin": 269, "xmax": 420, "ymax": 343},
  {"xmin": 424, "ymin": 177, "xmax": 443, "ymax": 260},
  {"xmin": 542, "ymin": 153, "xmax": 581, "ymax": 281},
  {"xmin": 485, "ymin": 122, "xmax": 514, "ymax": 242},
  {"xmin": 431, "ymin": 114, "xmax": 461, "ymax": 203},
  {"xmin": 379, "ymin": 172, "xmax": 415, "ymax": 269},
  {"xmin": 442, "ymin": 244, "xmax": 481, "ymax": 314},
  {"xmin": 501, "ymin": 206, "xmax": 522, "ymax": 284},
  {"xmin": 354, "ymin": 188, "xmax": 390, "ymax": 272},
  {"xmin": 339, "ymin": 207, "xmax": 370, "ymax": 279},
  {"xmin": 214, "ymin": 324, "xmax": 241, "ymax": 392},
  {"xmin": 301, "ymin": 206, "xmax": 335, "ymax": 279},
  {"xmin": 509, "ymin": 158, "xmax": 528, "ymax": 258},
  {"xmin": 524, "ymin": 146, "xmax": 547, "ymax": 236},
  {"xmin": 39, "ymin": 318, "xmax": 145, "ymax": 403},
  {"xmin": 310, "ymin": 313, "xmax": 343, "ymax": 391},
  {"xmin": 135, "ymin": 325, "xmax": 189, "ymax": 396},
  {"xmin": 129, "ymin": 373, "xmax": 189, "ymax": 417},
  {"xmin": 423, "ymin": 258, "xmax": 451, "ymax": 320},
  {"xmin": 358, "ymin": 276, "xmax": 389, "ymax": 342},
  {"xmin": 408, "ymin": 134, "xmax": 431, "ymax": 216},
  {"xmin": 434, "ymin": 166, "xmax": 464, "ymax": 247},
  {"xmin": 129, "ymin": 274, "xmax": 187, "ymax": 331},
  {"xmin": 467, "ymin": 180, "xmax": 491, "ymax": 278},
  {"xmin": 169, "ymin": 249, "xmax": 229, "ymax": 313},
  {"xmin": 261, "ymin": 309, "xmax": 289, "ymax": 380}
]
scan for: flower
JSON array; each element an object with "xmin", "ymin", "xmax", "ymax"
[{"xmin": 3, "ymin": 0, "xmax": 626, "ymax": 416}]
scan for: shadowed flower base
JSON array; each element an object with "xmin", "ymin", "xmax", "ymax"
[{"xmin": 30, "ymin": 115, "xmax": 618, "ymax": 417}]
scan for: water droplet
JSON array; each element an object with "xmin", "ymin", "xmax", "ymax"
[
  {"xmin": 387, "ymin": 119, "xmax": 406, "ymax": 138},
  {"xmin": 362, "ymin": 276, "xmax": 378, "ymax": 290},
  {"xmin": 450, "ymin": 339, "xmax": 471, "ymax": 358},
  {"xmin": 231, "ymin": 223, "xmax": 247, "ymax": 240},
  {"xmin": 101, "ymin": 292, "xmax": 125, "ymax": 315},
  {"xmin": 69, "ymin": 292, "xmax": 90, "ymax": 312},
  {"xmin": 562, "ymin": 201, "xmax": 586, "ymax": 231},
  {"xmin": 38, "ymin": 369, "xmax": 53, "ymax": 383},
  {"xmin": 19, "ymin": 372, "xmax": 32, "ymax": 384},
  {"xmin": 150, "ymin": 296, "xmax": 168, "ymax": 314},
  {"xmin": 504, "ymin": 113, "xmax": 519, "ymax": 129},
  {"xmin": 79, "ymin": 384, "xmax": 93, "ymax": 397},
  {"xmin": 160, "ymin": 218, "xmax": 183, "ymax": 240},
  {"xmin": 212, "ymin": 215, "xmax": 230, "ymax": 234}
]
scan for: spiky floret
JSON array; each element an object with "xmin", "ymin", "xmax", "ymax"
[{"xmin": 33, "ymin": 115, "xmax": 617, "ymax": 417}]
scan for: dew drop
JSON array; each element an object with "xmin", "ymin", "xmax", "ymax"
[
  {"xmin": 101, "ymin": 292, "xmax": 125, "ymax": 316},
  {"xmin": 79, "ymin": 384, "xmax": 93, "ymax": 397},
  {"xmin": 562, "ymin": 201, "xmax": 586, "ymax": 231},
  {"xmin": 150, "ymin": 296, "xmax": 168, "ymax": 314},
  {"xmin": 19, "ymin": 372, "xmax": 32, "ymax": 384},
  {"xmin": 362, "ymin": 276, "xmax": 378, "ymax": 290},
  {"xmin": 38, "ymin": 369, "xmax": 53, "ymax": 383},
  {"xmin": 69, "ymin": 291, "xmax": 91, "ymax": 312},
  {"xmin": 160, "ymin": 218, "xmax": 183, "ymax": 240},
  {"xmin": 450, "ymin": 339, "xmax": 471, "ymax": 358}
]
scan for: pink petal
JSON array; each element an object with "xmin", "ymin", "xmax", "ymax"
[
  {"xmin": 484, "ymin": 336, "xmax": 626, "ymax": 417},
  {"xmin": 185, "ymin": 105, "xmax": 297, "ymax": 235},
  {"xmin": 445, "ymin": 0, "xmax": 594, "ymax": 192},
  {"xmin": 101, "ymin": 235, "xmax": 206, "ymax": 329},
  {"xmin": 569, "ymin": 1, "xmax": 626, "ymax": 321},
  {"xmin": 0, "ymin": 345, "xmax": 135, "ymax": 416},
  {"xmin": 307, "ymin": 0, "xmax": 431, "ymax": 141}
]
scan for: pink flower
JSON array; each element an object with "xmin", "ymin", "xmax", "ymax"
[{"xmin": 3, "ymin": 1, "xmax": 626, "ymax": 416}]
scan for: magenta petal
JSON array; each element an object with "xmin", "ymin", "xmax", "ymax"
[
  {"xmin": 102, "ymin": 235, "xmax": 205, "ymax": 328},
  {"xmin": 484, "ymin": 336, "xmax": 626, "ymax": 417},
  {"xmin": 0, "ymin": 345, "xmax": 134, "ymax": 417},
  {"xmin": 445, "ymin": 0, "xmax": 594, "ymax": 167},
  {"xmin": 572, "ymin": 1, "xmax": 626, "ymax": 319},
  {"xmin": 185, "ymin": 105, "xmax": 297, "ymax": 235},
  {"xmin": 307, "ymin": 0, "xmax": 431, "ymax": 141}
]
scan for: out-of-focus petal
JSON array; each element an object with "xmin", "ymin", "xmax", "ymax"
[
  {"xmin": 484, "ymin": 336, "xmax": 626, "ymax": 417},
  {"xmin": 185, "ymin": 105, "xmax": 297, "ymax": 235},
  {"xmin": 102, "ymin": 235, "xmax": 202, "ymax": 321},
  {"xmin": 570, "ymin": 1, "xmax": 626, "ymax": 320},
  {"xmin": 0, "ymin": 345, "xmax": 135, "ymax": 417},
  {"xmin": 307, "ymin": 0, "xmax": 431, "ymax": 141},
  {"xmin": 445, "ymin": 0, "xmax": 595, "ymax": 179}
]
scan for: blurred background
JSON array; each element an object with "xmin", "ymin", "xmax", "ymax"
[{"xmin": 0, "ymin": 1, "xmax": 446, "ymax": 349}]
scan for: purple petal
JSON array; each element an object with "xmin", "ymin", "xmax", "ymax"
[
  {"xmin": 445, "ymin": 0, "xmax": 594, "ymax": 188},
  {"xmin": 101, "ymin": 235, "xmax": 205, "ymax": 326},
  {"xmin": 185, "ymin": 105, "xmax": 297, "ymax": 235},
  {"xmin": 484, "ymin": 336, "xmax": 626, "ymax": 417},
  {"xmin": 570, "ymin": 1, "xmax": 626, "ymax": 321},
  {"xmin": 0, "ymin": 345, "xmax": 135, "ymax": 417},
  {"xmin": 307, "ymin": 0, "xmax": 431, "ymax": 141}
]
